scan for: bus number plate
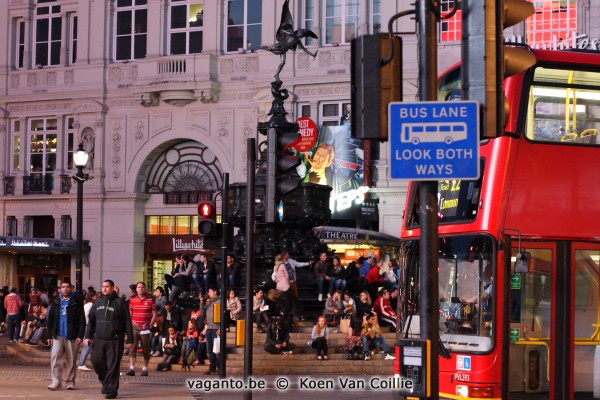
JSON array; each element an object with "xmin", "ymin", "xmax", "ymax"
[{"xmin": 454, "ymin": 373, "xmax": 470, "ymax": 382}]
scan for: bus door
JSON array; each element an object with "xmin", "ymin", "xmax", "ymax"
[
  {"xmin": 507, "ymin": 242, "xmax": 555, "ymax": 400},
  {"xmin": 571, "ymin": 243, "xmax": 600, "ymax": 400},
  {"xmin": 508, "ymin": 241, "xmax": 600, "ymax": 400}
]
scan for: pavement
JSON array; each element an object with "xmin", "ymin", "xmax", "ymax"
[{"xmin": 0, "ymin": 336, "xmax": 396, "ymax": 399}]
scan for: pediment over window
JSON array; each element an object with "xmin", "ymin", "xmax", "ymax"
[
  {"xmin": 68, "ymin": 100, "xmax": 107, "ymax": 114},
  {"xmin": 132, "ymin": 82, "xmax": 220, "ymax": 107}
]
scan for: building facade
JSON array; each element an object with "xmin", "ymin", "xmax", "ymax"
[
  {"xmin": 2, "ymin": 0, "xmax": 598, "ymax": 293},
  {"xmin": 0, "ymin": 0, "xmax": 417, "ymax": 293}
]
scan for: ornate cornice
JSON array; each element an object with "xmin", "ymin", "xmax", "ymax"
[{"xmin": 1, "ymin": 193, "xmax": 150, "ymax": 205}]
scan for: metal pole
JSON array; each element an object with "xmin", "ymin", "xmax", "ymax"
[
  {"xmin": 417, "ymin": 0, "xmax": 439, "ymax": 398},
  {"xmin": 219, "ymin": 173, "xmax": 229, "ymax": 377},
  {"xmin": 75, "ymin": 166, "xmax": 84, "ymax": 295},
  {"xmin": 244, "ymin": 139, "xmax": 256, "ymax": 400},
  {"xmin": 265, "ymin": 128, "xmax": 276, "ymax": 223}
]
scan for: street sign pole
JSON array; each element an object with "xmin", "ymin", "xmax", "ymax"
[
  {"xmin": 417, "ymin": 0, "xmax": 439, "ymax": 398},
  {"xmin": 219, "ymin": 172, "xmax": 229, "ymax": 377},
  {"xmin": 244, "ymin": 139, "xmax": 256, "ymax": 400}
]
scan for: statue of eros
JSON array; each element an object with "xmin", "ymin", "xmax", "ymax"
[{"xmin": 257, "ymin": 0, "xmax": 318, "ymax": 82}]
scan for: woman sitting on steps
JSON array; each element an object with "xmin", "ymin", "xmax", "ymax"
[{"xmin": 310, "ymin": 315, "xmax": 329, "ymax": 360}]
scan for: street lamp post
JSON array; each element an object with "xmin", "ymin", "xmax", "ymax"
[{"xmin": 73, "ymin": 143, "xmax": 90, "ymax": 295}]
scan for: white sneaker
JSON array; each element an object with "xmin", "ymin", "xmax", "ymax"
[
  {"xmin": 318, "ymin": 294, "xmax": 323, "ymax": 302},
  {"xmin": 78, "ymin": 365, "xmax": 91, "ymax": 371},
  {"xmin": 384, "ymin": 353, "xmax": 396, "ymax": 360},
  {"xmin": 327, "ymin": 293, "xmax": 331, "ymax": 298}
]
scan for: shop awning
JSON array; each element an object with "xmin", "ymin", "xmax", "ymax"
[
  {"xmin": 312, "ymin": 226, "xmax": 399, "ymax": 246},
  {"xmin": 0, "ymin": 236, "xmax": 90, "ymax": 254}
]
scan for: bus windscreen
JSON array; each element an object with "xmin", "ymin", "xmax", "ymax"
[{"xmin": 406, "ymin": 159, "xmax": 485, "ymax": 227}]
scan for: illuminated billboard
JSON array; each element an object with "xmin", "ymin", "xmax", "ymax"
[{"xmin": 292, "ymin": 117, "xmax": 375, "ymax": 220}]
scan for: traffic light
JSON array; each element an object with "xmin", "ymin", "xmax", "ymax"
[
  {"xmin": 463, "ymin": 0, "xmax": 535, "ymax": 137},
  {"xmin": 462, "ymin": 0, "xmax": 535, "ymax": 137},
  {"xmin": 351, "ymin": 33, "xmax": 402, "ymax": 140},
  {"xmin": 197, "ymin": 200, "xmax": 216, "ymax": 236},
  {"xmin": 265, "ymin": 123, "xmax": 303, "ymax": 223},
  {"xmin": 490, "ymin": 0, "xmax": 535, "ymax": 137}
]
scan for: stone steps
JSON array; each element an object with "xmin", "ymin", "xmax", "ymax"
[{"xmin": 5, "ymin": 329, "xmax": 398, "ymax": 375}]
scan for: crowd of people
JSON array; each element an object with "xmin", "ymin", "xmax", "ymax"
[
  {"xmin": 260, "ymin": 250, "xmax": 398, "ymax": 362},
  {"xmin": 0, "ymin": 250, "xmax": 402, "ymax": 398},
  {"xmin": 0, "ymin": 286, "xmax": 95, "ymax": 349},
  {"xmin": 0, "ymin": 274, "xmax": 224, "ymax": 399}
]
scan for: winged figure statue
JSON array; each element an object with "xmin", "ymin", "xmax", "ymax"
[{"xmin": 257, "ymin": 0, "xmax": 318, "ymax": 82}]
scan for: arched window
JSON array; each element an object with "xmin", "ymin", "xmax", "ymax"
[{"xmin": 145, "ymin": 141, "xmax": 223, "ymax": 204}]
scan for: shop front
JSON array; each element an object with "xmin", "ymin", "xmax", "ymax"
[
  {"xmin": 0, "ymin": 236, "xmax": 90, "ymax": 295},
  {"xmin": 312, "ymin": 226, "xmax": 399, "ymax": 265},
  {"xmin": 143, "ymin": 235, "xmax": 219, "ymax": 290}
]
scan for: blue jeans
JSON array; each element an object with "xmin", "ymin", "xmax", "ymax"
[
  {"xmin": 335, "ymin": 279, "xmax": 347, "ymax": 291},
  {"xmin": 205, "ymin": 329, "xmax": 219, "ymax": 372},
  {"xmin": 203, "ymin": 275, "xmax": 212, "ymax": 292},
  {"xmin": 362, "ymin": 336, "xmax": 390, "ymax": 353},
  {"xmin": 192, "ymin": 274, "xmax": 204, "ymax": 294},
  {"xmin": 150, "ymin": 334, "xmax": 164, "ymax": 354},
  {"xmin": 316, "ymin": 277, "xmax": 334, "ymax": 296},
  {"xmin": 7, "ymin": 314, "xmax": 22, "ymax": 341},
  {"xmin": 169, "ymin": 285, "xmax": 181, "ymax": 303},
  {"xmin": 79, "ymin": 341, "xmax": 92, "ymax": 366}
]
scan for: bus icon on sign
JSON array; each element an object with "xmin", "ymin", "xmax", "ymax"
[{"xmin": 402, "ymin": 122, "xmax": 468, "ymax": 145}]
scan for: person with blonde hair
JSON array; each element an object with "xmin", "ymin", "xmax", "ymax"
[
  {"xmin": 310, "ymin": 316, "xmax": 329, "ymax": 360},
  {"xmin": 273, "ymin": 255, "xmax": 290, "ymax": 292}
]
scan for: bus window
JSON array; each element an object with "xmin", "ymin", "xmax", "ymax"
[
  {"xmin": 515, "ymin": 248, "xmax": 553, "ymax": 339},
  {"xmin": 438, "ymin": 65, "xmax": 461, "ymax": 102},
  {"xmin": 402, "ymin": 235, "xmax": 495, "ymax": 353},
  {"xmin": 573, "ymin": 249, "xmax": 599, "ymax": 395},
  {"xmin": 406, "ymin": 159, "xmax": 485, "ymax": 227},
  {"xmin": 526, "ymin": 67, "xmax": 600, "ymax": 145}
]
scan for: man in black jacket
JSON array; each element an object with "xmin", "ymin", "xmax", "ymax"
[
  {"xmin": 46, "ymin": 282, "xmax": 86, "ymax": 390},
  {"xmin": 198, "ymin": 254, "xmax": 217, "ymax": 293},
  {"xmin": 264, "ymin": 317, "xmax": 294, "ymax": 355},
  {"xmin": 84, "ymin": 279, "xmax": 133, "ymax": 399}
]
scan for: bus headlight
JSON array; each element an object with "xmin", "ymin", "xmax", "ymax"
[
  {"xmin": 456, "ymin": 385, "xmax": 469, "ymax": 397},
  {"xmin": 456, "ymin": 385, "xmax": 494, "ymax": 398}
]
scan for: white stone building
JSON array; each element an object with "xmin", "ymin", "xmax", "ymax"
[
  {"xmin": 0, "ymin": 0, "xmax": 422, "ymax": 293},
  {"xmin": 2, "ymin": 0, "xmax": 594, "ymax": 293}
]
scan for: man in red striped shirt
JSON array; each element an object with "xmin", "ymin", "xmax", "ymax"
[{"xmin": 127, "ymin": 282, "xmax": 156, "ymax": 377}]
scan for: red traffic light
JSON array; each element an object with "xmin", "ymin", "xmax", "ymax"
[
  {"xmin": 198, "ymin": 202, "xmax": 215, "ymax": 218},
  {"xmin": 198, "ymin": 201, "xmax": 216, "ymax": 237}
]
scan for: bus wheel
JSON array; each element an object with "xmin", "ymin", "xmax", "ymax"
[
  {"xmin": 445, "ymin": 136, "xmax": 453, "ymax": 144},
  {"xmin": 412, "ymin": 138, "xmax": 420, "ymax": 145}
]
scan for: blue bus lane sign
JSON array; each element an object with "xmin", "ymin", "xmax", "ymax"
[{"xmin": 389, "ymin": 101, "xmax": 480, "ymax": 180}]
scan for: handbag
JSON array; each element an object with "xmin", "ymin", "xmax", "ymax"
[
  {"xmin": 213, "ymin": 335, "xmax": 221, "ymax": 354},
  {"xmin": 340, "ymin": 318, "xmax": 351, "ymax": 334}
]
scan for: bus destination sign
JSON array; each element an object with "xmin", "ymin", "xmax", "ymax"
[{"xmin": 389, "ymin": 101, "xmax": 480, "ymax": 180}]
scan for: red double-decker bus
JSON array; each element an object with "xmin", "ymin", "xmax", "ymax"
[{"xmin": 397, "ymin": 49, "xmax": 600, "ymax": 399}]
